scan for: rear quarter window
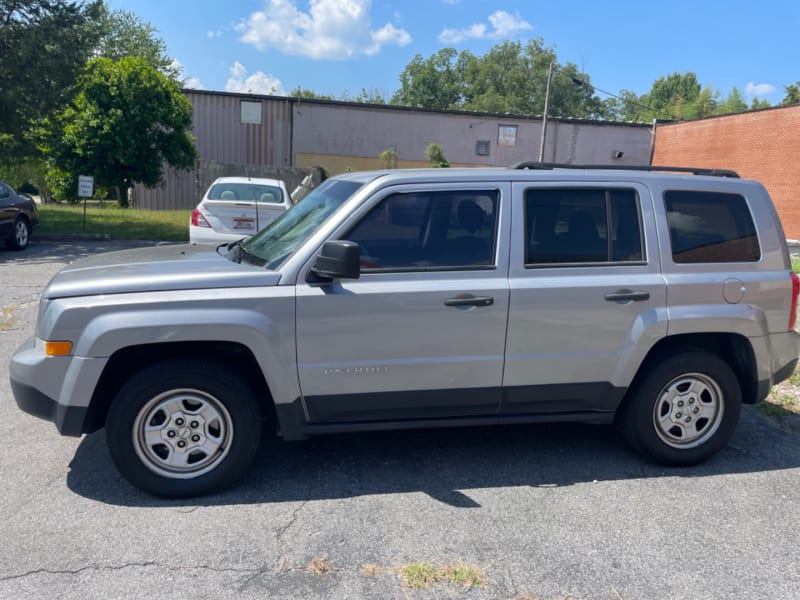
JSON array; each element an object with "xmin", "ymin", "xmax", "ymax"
[{"xmin": 665, "ymin": 190, "xmax": 760, "ymax": 263}]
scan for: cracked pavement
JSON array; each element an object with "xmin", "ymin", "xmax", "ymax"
[{"xmin": 1, "ymin": 241, "xmax": 800, "ymax": 599}]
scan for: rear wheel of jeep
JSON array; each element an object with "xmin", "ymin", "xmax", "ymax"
[
  {"xmin": 106, "ymin": 359, "xmax": 261, "ymax": 498},
  {"xmin": 620, "ymin": 350, "xmax": 741, "ymax": 466}
]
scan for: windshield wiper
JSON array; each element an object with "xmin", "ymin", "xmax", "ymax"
[{"xmin": 222, "ymin": 238, "xmax": 266, "ymax": 266}]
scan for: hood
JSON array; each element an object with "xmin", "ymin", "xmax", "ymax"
[{"xmin": 43, "ymin": 243, "xmax": 281, "ymax": 299}]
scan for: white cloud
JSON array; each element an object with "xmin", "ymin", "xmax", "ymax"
[
  {"xmin": 207, "ymin": 30, "xmax": 222, "ymax": 39},
  {"xmin": 237, "ymin": 0, "xmax": 411, "ymax": 60},
  {"xmin": 438, "ymin": 10, "xmax": 532, "ymax": 44},
  {"xmin": 224, "ymin": 61, "xmax": 285, "ymax": 95},
  {"xmin": 745, "ymin": 81, "xmax": 776, "ymax": 96},
  {"xmin": 171, "ymin": 59, "xmax": 205, "ymax": 89},
  {"xmin": 442, "ymin": 0, "xmax": 461, "ymax": 4},
  {"xmin": 371, "ymin": 23, "xmax": 411, "ymax": 48},
  {"xmin": 184, "ymin": 77, "xmax": 205, "ymax": 90}
]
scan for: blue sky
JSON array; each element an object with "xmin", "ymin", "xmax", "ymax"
[{"xmin": 108, "ymin": 0, "xmax": 799, "ymax": 106}]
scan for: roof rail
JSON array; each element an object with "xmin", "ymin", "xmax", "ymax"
[{"xmin": 510, "ymin": 162, "xmax": 740, "ymax": 178}]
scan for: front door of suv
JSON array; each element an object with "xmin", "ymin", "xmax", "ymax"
[
  {"xmin": 295, "ymin": 184, "xmax": 511, "ymax": 423},
  {"xmin": 501, "ymin": 182, "xmax": 667, "ymax": 417}
]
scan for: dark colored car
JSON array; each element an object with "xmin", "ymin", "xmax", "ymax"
[{"xmin": 0, "ymin": 180, "xmax": 39, "ymax": 250}]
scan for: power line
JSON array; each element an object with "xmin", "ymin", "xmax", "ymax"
[{"xmin": 553, "ymin": 65, "xmax": 678, "ymax": 121}]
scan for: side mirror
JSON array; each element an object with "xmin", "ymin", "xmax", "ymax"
[{"xmin": 310, "ymin": 240, "xmax": 361, "ymax": 281}]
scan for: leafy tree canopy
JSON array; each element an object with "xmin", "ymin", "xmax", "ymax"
[
  {"xmin": 781, "ymin": 81, "xmax": 800, "ymax": 106},
  {"xmin": 49, "ymin": 56, "xmax": 197, "ymax": 200},
  {"xmin": 604, "ymin": 73, "xmax": 773, "ymax": 121},
  {"xmin": 95, "ymin": 7, "xmax": 180, "ymax": 80},
  {"xmin": 0, "ymin": 0, "xmax": 104, "ymax": 160},
  {"xmin": 391, "ymin": 40, "xmax": 606, "ymax": 119}
]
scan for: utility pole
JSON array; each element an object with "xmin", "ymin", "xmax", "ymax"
[{"xmin": 538, "ymin": 62, "xmax": 554, "ymax": 162}]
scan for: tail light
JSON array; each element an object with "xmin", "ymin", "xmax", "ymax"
[
  {"xmin": 191, "ymin": 209, "xmax": 210, "ymax": 228},
  {"xmin": 789, "ymin": 272, "xmax": 799, "ymax": 331}
]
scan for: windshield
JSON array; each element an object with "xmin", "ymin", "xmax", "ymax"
[
  {"xmin": 206, "ymin": 182, "xmax": 284, "ymax": 203},
  {"xmin": 240, "ymin": 179, "xmax": 364, "ymax": 269}
]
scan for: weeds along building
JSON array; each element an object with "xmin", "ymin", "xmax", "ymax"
[{"xmin": 133, "ymin": 89, "xmax": 654, "ymax": 210}]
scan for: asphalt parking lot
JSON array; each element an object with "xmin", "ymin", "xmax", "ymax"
[{"xmin": 1, "ymin": 240, "xmax": 800, "ymax": 600}]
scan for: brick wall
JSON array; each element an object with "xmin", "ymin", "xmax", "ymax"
[{"xmin": 652, "ymin": 105, "xmax": 800, "ymax": 239}]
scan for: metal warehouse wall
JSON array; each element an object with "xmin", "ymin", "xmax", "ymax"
[
  {"xmin": 652, "ymin": 105, "xmax": 800, "ymax": 239},
  {"xmin": 134, "ymin": 91, "xmax": 293, "ymax": 210},
  {"xmin": 292, "ymin": 102, "xmax": 652, "ymax": 173},
  {"xmin": 135, "ymin": 90, "xmax": 653, "ymax": 210}
]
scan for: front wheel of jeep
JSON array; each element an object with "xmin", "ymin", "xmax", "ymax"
[{"xmin": 106, "ymin": 359, "xmax": 261, "ymax": 498}]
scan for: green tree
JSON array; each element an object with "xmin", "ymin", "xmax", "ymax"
[
  {"xmin": 0, "ymin": 0, "xmax": 104, "ymax": 161},
  {"xmin": 290, "ymin": 87, "xmax": 336, "ymax": 101},
  {"xmin": 392, "ymin": 40, "xmax": 605, "ymax": 119},
  {"xmin": 49, "ymin": 56, "xmax": 197, "ymax": 205},
  {"xmin": 717, "ymin": 86, "xmax": 748, "ymax": 114},
  {"xmin": 425, "ymin": 143, "xmax": 449, "ymax": 168},
  {"xmin": 95, "ymin": 7, "xmax": 180, "ymax": 80},
  {"xmin": 781, "ymin": 81, "xmax": 800, "ymax": 106},
  {"xmin": 603, "ymin": 89, "xmax": 646, "ymax": 122},
  {"xmin": 392, "ymin": 47, "xmax": 470, "ymax": 110},
  {"xmin": 645, "ymin": 72, "xmax": 702, "ymax": 119},
  {"xmin": 348, "ymin": 88, "xmax": 387, "ymax": 104},
  {"xmin": 691, "ymin": 87, "xmax": 720, "ymax": 119},
  {"xmin": 750, "ymin": 97, "xmax": 771, "ymax": 110}
]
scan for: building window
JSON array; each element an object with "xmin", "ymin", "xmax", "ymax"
[
  {"xmin": 476, "ymin": 141, "xmax": 490, "ymax": 156},
  {"xmin": 498, "ymin": 125, "xmax": 517, "ymax": 147},
  {"xmin": 240, "ymin": 100, "xmax": 262, "ymax": 125}
]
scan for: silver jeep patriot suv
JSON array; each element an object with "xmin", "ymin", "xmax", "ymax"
[{"xmin": 10, "ymin": 164, "xmax": 800, "ymax": 497}]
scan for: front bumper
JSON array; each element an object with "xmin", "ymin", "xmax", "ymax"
[
  {"xmin": 10, "ymin": 378, "xmax": 88, "ymax": 436},
  {"xmin": 9, "ymin": 337, "xmax": 92, "ymax": 436}
]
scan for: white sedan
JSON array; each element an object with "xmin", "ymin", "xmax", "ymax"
[{"xmin": 189, "ymin": 176, "xmax": 291, "ymax": 244}]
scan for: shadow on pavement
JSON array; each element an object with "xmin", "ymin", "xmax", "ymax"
[{"xmin": 66, "ymin": 406, "xmax": 800, "ymax": 508}]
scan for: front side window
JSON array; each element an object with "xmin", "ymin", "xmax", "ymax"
[
  {"xmin": 346, "ymin": 190, "xmax": 499, "ymax": 271},
  {"xmin": 665, "ymin": 190, "xmax": 760, "ymax": 263},
  {"xmin": 525, "ymin": 188, "xmax": 643, "ymax": 266}
]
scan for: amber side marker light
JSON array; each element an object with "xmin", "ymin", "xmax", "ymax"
[{"xmin": 45, "ymin": 341, "xmax": 73, "ymax": 356}]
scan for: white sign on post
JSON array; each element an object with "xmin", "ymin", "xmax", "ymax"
[{"xmin": 78, "ymin": 175, "xmax": 94, "ymax": 198}]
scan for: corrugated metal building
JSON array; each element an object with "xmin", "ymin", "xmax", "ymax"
[{"xmin": 135, "ymin": 90, "xmax": 653, "ymax": 210}]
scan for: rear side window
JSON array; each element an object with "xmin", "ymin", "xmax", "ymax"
[
  {"xmin": 525, "ymin": 188, "xmax": 643, "ymax": 265},
  {"xmin": 665, "ymin": 191, "xmax": 760, "ymax": 263}
]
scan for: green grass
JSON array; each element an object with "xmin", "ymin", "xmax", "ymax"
[
  {"xmin": 756, "ymin": 399, "xmax": 794, "ymax": 420},
  {"xmin": 792, "ymin": 256, "xmax": 800, "ymax": 273},
  {"xmin": 398, "ymin": 562, "xmax": 487, "ymax": 590},
  {"xmin": 37, "ymin": 202, "xmax": 190, "ymax": 242}
]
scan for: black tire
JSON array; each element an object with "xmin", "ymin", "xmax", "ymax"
[
  {"xmin": 619, "ymin": 350, "xmax": 741, "ymax": 466},
  {"xmin": 5, "ymin": 216, "xmax": 30, "ymax": 250},
  {"xmin": 106, "ymin": 359, "xmax": 262, "ymax": 498}
]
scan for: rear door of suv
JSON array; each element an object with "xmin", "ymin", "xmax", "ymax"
[{"xmin": 501, "ymin": 181, "xmax": 667, "ymax": 417}]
